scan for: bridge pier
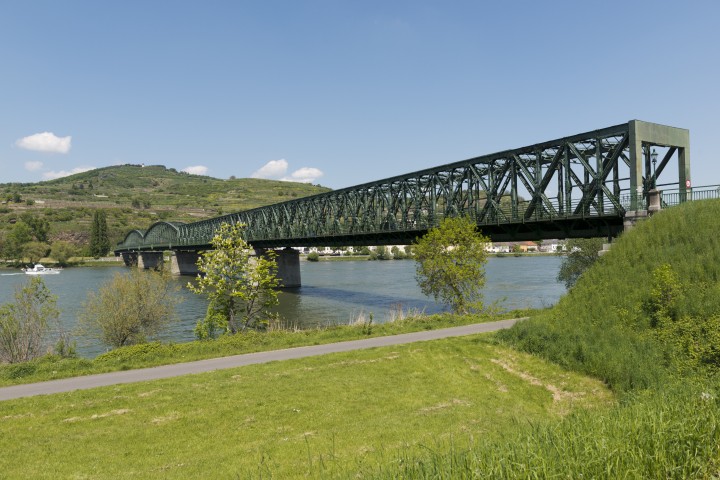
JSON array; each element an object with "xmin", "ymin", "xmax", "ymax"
[
  {"xmin": 137, "ymin": 251, "xmax": 164, "ymax": 270},
  {"xmin": 624, "ymin": 190, "xmax": 662, "ymax": 232},
  {"xmin": 169, "ymin": 251, "xmax": 201, "ymax": 276},
  {"xmin": 256, "ymin": 247, "xmax": 301, "ymax": 288},
  {"xmin": 120, "ymin": 252, "xmax": 138, "ymax": 267}
]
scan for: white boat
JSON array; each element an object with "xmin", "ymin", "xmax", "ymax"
[{"xmin": 23, "ymin": 264, "xmax": 62, "ymax": 275}]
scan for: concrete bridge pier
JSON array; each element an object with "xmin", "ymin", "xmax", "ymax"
[
  {"xmin": 257, "ymin": 247, "xmax": 301, "ymax": 288},
  {"xmin": 169, "ymin": 251, "xmax": 201, "ymax": 276},
  {"xmin": 120, "ymin": 252, "xmax": 138, "ymax": 267},
  {"xmin": 138, "ymin": 251, "xmax": 164, "ymax": 270},
  {"xmin": 624, "ymin": 190, "xmax": 662, "ymax": 232}
]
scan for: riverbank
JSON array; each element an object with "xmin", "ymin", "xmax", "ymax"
[{"xmin": 0, "ymin": 309, "xmax": 542, "ymax": 387}]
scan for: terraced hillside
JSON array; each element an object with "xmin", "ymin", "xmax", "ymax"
[{"xmin": 0, "ymin": 165, "xmax": 331, "ymax": 250}]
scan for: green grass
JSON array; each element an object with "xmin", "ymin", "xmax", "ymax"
[
  {"xmin": 499, "ymin": 198, "xmax": 720, "ymax": 392},
  {"xmin": 0, "ymin": 336, "xmax": 612, "ymax": 479},
  {"xmin": 0, "ymin": 310, "xmax": 541, "ymax": 387},
  {"xmin": 366, "ymin": 199, "xmax": 720, "ymax": 478},
  {"xmin": 359, "ymin": 378, "xmax": 720, "ymax": 479},
  {"xmin": 4, "ymin": 200, "xmax": 720, "ymax": 478}
]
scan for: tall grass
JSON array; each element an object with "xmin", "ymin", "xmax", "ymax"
[
  {"xmin": 365, "ymin": 199, "xmax": 720, "ymax": 478},
  {"xmin": 359, "ymin": 379, "xmax": 720, "ymax": 479},
  {"xmin": 498, "ymin": 199, "xmax": 720, "ymax": 392}
]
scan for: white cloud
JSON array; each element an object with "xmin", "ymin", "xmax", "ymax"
[
  {"xmin": 182, "ymin": 165, "xmax": 209, "ymax": 175},
  {"xmin": 42, "ymin": 166, "xmax": 94, "ymax": 180},
  {"xmin": 16, "ymin": 132, "xmax": 72, "ymax": 154},
  {"xmin": 24, "ymin": 161, "xmax": 44, "ymax": 171},
  {"xmin": 251, "ymin": 159, "xmax": 324, "ymax": 184},
  {"xmin": 283, "ymin": 167, "xmax": 324, "ymax": 184},
  {"xmin": 252, "ymin": 159, "xmax": 288, "ymax": 179}
]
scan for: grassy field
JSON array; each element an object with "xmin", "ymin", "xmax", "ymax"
[{"xmin": 0, "ymin": 337, "xmax": 612, "ymax": 479}]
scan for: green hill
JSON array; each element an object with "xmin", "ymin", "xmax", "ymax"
[
  {"xmin": 0, "ymin": 165, "xmax": 331, "ymax": 251},
  {"xmin": 499, "ymin": 198, "xmax": 720, "ymax": 392}
]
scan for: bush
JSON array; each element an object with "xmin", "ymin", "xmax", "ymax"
[
  {"xmin": 79, "ymin": 270, "xmax": 180, "ymax": 349},
  {"xmin": 0, "ymin": 277, "xmax": 60, "ymax": 363},
  {"xmin": 306, "ymin": 252, "xmax": 320, "ymax": 262}
]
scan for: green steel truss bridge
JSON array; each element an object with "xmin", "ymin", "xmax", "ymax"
[{"xmin": 115, "ymin": 120, "xmax": 694, "ymax": 254}]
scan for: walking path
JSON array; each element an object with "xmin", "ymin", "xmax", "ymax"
[{"xmin": 0, "ymin": 318, "xmax": 523, "ymax": 401}]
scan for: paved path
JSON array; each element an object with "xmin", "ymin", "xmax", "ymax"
[{"xmin": 0, "ymin": 318, "xmax": 523, "ymax": 401}]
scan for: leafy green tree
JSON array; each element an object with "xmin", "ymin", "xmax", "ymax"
[
  {"xmin": 391, "ymin": 245, "xmax": 406, "ymax": 260},
  {"xmin": 79, "ymin": 269, "xmax": 180, "ymax": 348},
  {"xmin": 413, "ymin": 216, "xmax": 490, "ymax": 314},
  {"xmin": 24, "ymin": 241, "xmax": 49, "ymax": 265},
  {"xmin": 556, "ymin": 237, "xmax": 605, "ymax": 289},
  {"xmin": 89, "ymin": 210, "xmax": 111, "ymax": 258},
  {"xmin": 189, "ymin": 222, "xmax": 280, "ymax": 336},
  {"xmin": 375, "ymin": 245, "xmax": 391, "ymax": 260},
  {"xmin": 20, "ymin": 213, "xmax": 50, "ymax": 242},
  {"xmin": 4, "ymin": 222, "xmax": 34, "ymax": 262},
  {"xmin": 0, "ymin": 277, "xmax": 59, "ymax": 363},
  {"xmin": 50, "ymin": 241, "xmax": 77, "ymax": 266}
]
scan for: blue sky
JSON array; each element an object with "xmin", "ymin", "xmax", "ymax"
[{"xmin": 1, "ymin": 1, "xmax": 718, "ymax": 189}]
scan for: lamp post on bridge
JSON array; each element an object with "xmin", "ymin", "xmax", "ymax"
[{"xmin": 651, "ymin": 148, "xmax": 658, "ymax": 189}]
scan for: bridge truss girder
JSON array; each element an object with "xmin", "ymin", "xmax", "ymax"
[{"xmin": 115, "ymin": 120, "xmax": 690, "ymax": 253}]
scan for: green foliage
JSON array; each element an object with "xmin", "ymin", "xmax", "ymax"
[
  {"xmin": 306, "ymin": 251, "xmax": 320, "ymax": 262},
  {"xmin": 500, "ymin": 199, "xmax": 720, "ymax": 392},
  {"xmin": 89, "ymin": 210, "xmax": 110, "ymax": 258},
  {"xmin": 0, "ymin": 277, "xmax": 59, "ymax": 363},
  {"xmin": 4, "ymin": 221, "xmax": 33, "ymax": 261},
  {"xmin": 79, "ymin": 270, "xmax": 180, "ymax": 348},
  {"xmin": 375, "ymin": 245, "xmax": 391, "ymax": 260},
  {"xmin": 390, "ymin": 245, "xmax": 407, "ymax": 259},
  {"xmin": 189, "ymin": 222, "xmax": 281, "ymax": 334},
  {"xmin": 95, "ymin": 341, "xmax": 180, "ymax": 364},
  {"xmin": 23, "ymin": 241, "xmax": 49, "ymax": 264},
  {"xmin": 193, "ymin": 310, "xmax": 228, "ymax": 340},
  {"xmin": 556, "ymin": 237, "xmax": 604, "ymax": 288},
  {"xmin": 413, "ymin": 216, "xmax": 490, "ymax": 314},
  {"xmin": 20, "ymin": 213, "xmax": 50, "ymax": 242},
  {"xmin": 50, "ymin": 241, "xmax": 77, "ymax": 266}
]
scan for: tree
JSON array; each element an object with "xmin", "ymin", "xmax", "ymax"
[
  {"xmin": 24, "ymin": 241, "xmax": 49, "ymax": 265},
  {"xmin": 189, "ymin": 222, "xmax": 280, "ymax": 336},
  {"xmin": 89, "ymin": 210, "xmax": 110, "ymax": 258},
  {"xmin": 413, "ymin": 216, "xmax": 490, "ymax": 314},
  {"xmin": 4, "ymin": 222, "xmax": 34, "ymax": 262},
  {"xmin": 375, "ymin": 245, "xmax": 391, "ymax": 260},
  {"xmin": 79, "ymin": 269, "xmax": 180, "ymax": 348},
  {"xmin": 0, "ymin": 277, "xmax": 59, "ymax": 363},
  {"xmin": 20, "ymin": 213, "xmax": 50, "ymax": 242},
  {"xmin": 50, "ymin": 241, "xmax": 77, "ymax": 266},
  {"xmin": 556, "ymin": 237, "xmax": 605, "ymax": 289}
]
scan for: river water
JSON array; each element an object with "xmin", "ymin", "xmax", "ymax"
[{"xmin": 0, "ymin": 256, "xmax": 565, "ymax": 358}]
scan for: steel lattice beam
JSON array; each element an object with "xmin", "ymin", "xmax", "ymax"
[{"xmin": 114, "ymin": 120, "xmax": 691, "ymax": 253}]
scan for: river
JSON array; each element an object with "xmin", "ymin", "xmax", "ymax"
[{"xmin": 0, "ymin": 256, "xmax": 565, "ymax": 357}]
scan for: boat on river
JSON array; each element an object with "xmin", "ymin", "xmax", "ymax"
[{"xmin": 23, "ymin": 264, "xmax": 62, "ymax": 275}]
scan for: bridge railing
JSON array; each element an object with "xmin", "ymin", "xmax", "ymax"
[{"xmin": 658, "ymin": 185, "xmax": 720, "ymax": 207}]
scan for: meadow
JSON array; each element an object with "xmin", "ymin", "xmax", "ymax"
[{"xmin": 2, "ymin": 199, "xmax": 720, "ymax": 478}]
